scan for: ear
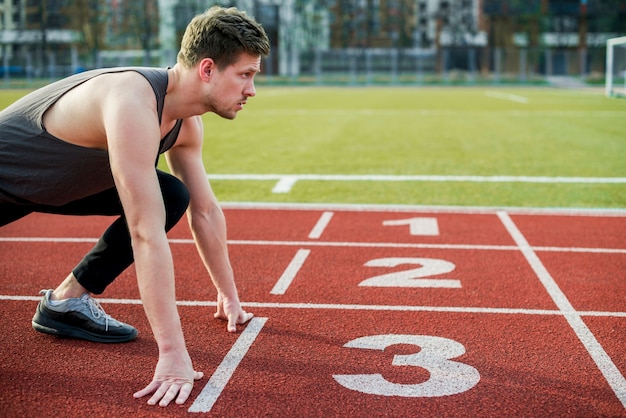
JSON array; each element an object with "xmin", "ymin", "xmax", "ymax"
[{"xmin": 198, "ymin": 58, "xmax": 215, "ymax": 81}]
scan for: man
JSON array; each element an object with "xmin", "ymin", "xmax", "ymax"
[{"xmin": 0, "ymin": 6, "xmax": 270, "ymax": 407}]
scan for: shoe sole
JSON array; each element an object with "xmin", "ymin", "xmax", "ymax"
[{"xmin": 32, "ymin": 306, "xmax": 138, "ymax": 344}]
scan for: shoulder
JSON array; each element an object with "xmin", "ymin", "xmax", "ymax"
[
  {"xmin": 59, "ymin": 69, "xmax": 155, "ymax": 108},
  {"xmin": 96, "ymin": 71, "xmax": 154, "ymax": 97},
  {"xmin": 91, "ymin": 72, "xmax": 158, "ymax": 118}
]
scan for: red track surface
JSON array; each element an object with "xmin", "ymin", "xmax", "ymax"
[{"xmin": 0, "ymin": 205, "xmax": 624, "ymax": 417}]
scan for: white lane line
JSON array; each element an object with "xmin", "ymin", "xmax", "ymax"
[
  {"xmin": 219, "ymin": 201, "xmax": 626, "ymax": 217},
  {"xmin": 207, "ymin": 173, "xmax": 626, "ymax": 184},
  {"xmin": 212, "ymin": 172, "xmax": 626, "ymax": 193},
  {"xmin": 253, "ymin": 109, "xmax": 625, "ymax": 117},
  {"xmin": 188, "ymin": 317, "xmax": 267, "ymax": 413},
  {"xmin": 2, "ymin": 295, "xmax": 624, "ymax": 317},
  {"xmin": 2, "ymin": 237, "xmax": 625, "ymax": 254},
  {"xmin": 308, "ymin": 211, "xmax": 334, "ymax": 239},
  {"xmin": 272, "ymin": 176, "xmax": 299, "ymax": 193},
  {"xmin": 497, "ymin": 211, "xmax": 626, "ymax": 408},
  {"xmin": 270, "ymin": 249, "xmax": 311, "ymax": 295},
  {"xmin": 0, "ymin": 237, "xmax": 99, "ymax": 243},
  {"xmin": 484, "ymin": 90, "xmax": 529, "ymax": 104}
]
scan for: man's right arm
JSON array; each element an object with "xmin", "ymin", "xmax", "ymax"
[{"xmin": 100, "ymin": 73, "xmax": 201, "ymax": 406}]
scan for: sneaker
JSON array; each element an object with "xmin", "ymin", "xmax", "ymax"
[{"xmin": 32, "ymin": 289, "xmax": 138, "ymax": 343}]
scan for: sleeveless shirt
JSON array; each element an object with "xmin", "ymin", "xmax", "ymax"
[{"xmin": 0, "ymin": 67, "xmax": 182, "ymax": 206}]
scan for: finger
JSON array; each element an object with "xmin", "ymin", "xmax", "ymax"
[
  {"xmin": 159, "ymin": 384, "xmax": 182, "ymax": 407},
  {"xmin": 214, "ymin": 304, "xmax": 226, "ymax": 320},
  {"xmin": 147, "ymin": 383, "xmax": 169, "ymax": 406},
  {"xmin": 175, "ymin": 382, "xmax": 194, "ymax": 405},
  {"xmin": 133, "ymin": 381, "xmax": 160, "ymax": 399},
  {"xmin": 214, "ymin": 294, "xmax": 224, "ymax": 319},
  {"xmin": 239, "ymin": 311, "xmax": 254, "ymax": 324},
  {"xmin": 194, "ymin": 371, "xmax": 204, "ymax": 380},
  {"xmin": 227, "ymin": 314, "xmax": 237, "ymax": 333}
]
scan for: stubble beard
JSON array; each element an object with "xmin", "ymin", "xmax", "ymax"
[{"xmin": 204, "ymin": 97, "xmax": 237, "ymax": 120}]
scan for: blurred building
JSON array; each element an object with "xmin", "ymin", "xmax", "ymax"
[
  {"xmin": 0, "ymin": 0, "xmax": 624, "ymax": 82},
  {"xmin": 161, "ymin": 0, "xmax": 623, "ymax": 80},
  {"xmin": 0, "ymin": 0, "xmax": 80, "ymax": 77}
]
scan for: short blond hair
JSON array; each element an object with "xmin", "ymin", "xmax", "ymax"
[{"xmin": 177, "ymin": 6, "xmax": 270, "ymax": 69}]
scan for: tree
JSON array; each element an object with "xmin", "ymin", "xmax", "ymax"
[
  {"xmin": 63, "ymin": 0, "xmax": 108, "ymax": 67},
  {"xmin": 114, "ymin": 0, "xmax": 160, "ymax": 65}
]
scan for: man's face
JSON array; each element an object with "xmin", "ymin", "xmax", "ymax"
[{"xmin": 204, "ymin": 53, "xmax": 261, "ymax": 120}]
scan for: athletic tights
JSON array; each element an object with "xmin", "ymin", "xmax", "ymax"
[{"xmin": 0, "ymin": 170, "xmax": 190, "ymax": 294}]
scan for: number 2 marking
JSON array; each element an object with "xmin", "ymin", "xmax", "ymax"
[
  {"xmin": 359, "ymin": 257, "xmax": 462, "ymax": 288},
  {"xmin": 333, "ymin": 335, "xmax": 480, "ymax": 397}
]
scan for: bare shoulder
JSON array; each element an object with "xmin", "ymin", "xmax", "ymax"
[
  {"xmin": 94, "ymin": 71, "xmax": 155, "ymax": 105},
  {"xmin": 44, "ymin": 71, "xmax": 158, "ymax": 149},
  {"xmin": 52, "ymin": 71, "xmax": 156, "ymax": 117}
]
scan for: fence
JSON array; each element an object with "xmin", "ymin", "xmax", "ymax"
[
  {"xmin": 0, "ymin": 45, "xmax": 608, "ymax": 87},
  {"xmin": 265, "ymin": 46, "xmax": 606, "ymax": 85}
]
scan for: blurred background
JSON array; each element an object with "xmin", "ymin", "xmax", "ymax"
[{"xmin": 0, "ymin": 0, "xmax": 625, "ymax": 87}]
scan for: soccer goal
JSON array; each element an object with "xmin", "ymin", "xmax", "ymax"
[{"xmin": 606, "ymin": 36, "xmax": 626, "ymax": 97}]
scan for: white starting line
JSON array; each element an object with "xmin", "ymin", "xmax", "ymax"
[{"xmin": 188, "ymin": 317, "xmax": 268, "ymax": 413}]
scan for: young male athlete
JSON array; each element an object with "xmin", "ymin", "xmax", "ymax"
[{"xmin": 0, "ymin": 7, "xmax": 269, "ymax": 407}]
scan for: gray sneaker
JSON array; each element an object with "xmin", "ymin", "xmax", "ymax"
[{"xmin": 32, "ymin": 289, "xmax": 138, "ymax": 343}]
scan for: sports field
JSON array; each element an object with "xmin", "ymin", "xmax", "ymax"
[
  {"xmin": 192, "ymin": 86, "xmax": 626, "ymax": 209},
  {"xmin": 0, "ymin": 86, "xmax": 624, "ymax": 209},
  {"xmin": 0, "ymin": 86, "xmax": 625, "ymax": 416}
]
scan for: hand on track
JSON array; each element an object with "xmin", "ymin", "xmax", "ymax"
[
  {"xmin": 214, "ymin": 292, "xmax": 254, "ymax": 332},
  {"xmin": 134, "ymin": 351, "xmax": 204, "ymax": 406}
]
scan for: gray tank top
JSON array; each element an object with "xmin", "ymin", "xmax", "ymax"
[{"xmin": 0, "ymin": 67, "xmax": 182, "ymax": 206}]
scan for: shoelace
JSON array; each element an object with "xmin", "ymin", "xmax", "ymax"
[{"xmin": 85, "ymin": 296, "xmax": 112, "ymax": 332}]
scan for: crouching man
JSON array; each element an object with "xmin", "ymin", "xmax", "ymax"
[{"xmin": 0, "ymin": 6, "xmax": 269, "ymax": 407}]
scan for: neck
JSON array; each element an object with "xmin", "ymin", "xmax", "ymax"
[{"xmin": 163, "ymin": 64, "xmax": 206, "ymax": 121}]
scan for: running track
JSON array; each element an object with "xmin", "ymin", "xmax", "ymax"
[{"xmin": 0, "ymin": 203, "xmax": 624, "ymax": 417}]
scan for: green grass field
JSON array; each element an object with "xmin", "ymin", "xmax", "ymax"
[
  {"xmin": 2, "ymin": 86, "xmax": 624, "ymax": 209},
  {"xmin": 198, "ymin": 86, "xmax": 626, "ymax": 209}
]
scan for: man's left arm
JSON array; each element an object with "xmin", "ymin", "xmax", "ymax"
[{"xmin": 165, "ymin": 116, "xmax": 253, "ymax": 332}]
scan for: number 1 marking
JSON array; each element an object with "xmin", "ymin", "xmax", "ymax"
[{"xmin": 383, "ymin": 217, "xmax": 439, "ymax": 236}]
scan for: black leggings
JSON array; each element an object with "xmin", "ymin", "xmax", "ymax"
[{"xmin": 0, "ymin": 170, "xmax": 190, "ymax": 294}]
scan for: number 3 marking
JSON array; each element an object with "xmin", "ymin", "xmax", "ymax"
[
  {"xmin": 360, "ymin": 257, "xmax": 462, "ymax": 288},
  {"xmin": 333, "ymin": 335, "xmax": 480, "ymax": 397}
]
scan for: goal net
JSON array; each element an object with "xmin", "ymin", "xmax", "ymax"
[{"xmin": 606, "ymin": 36, "xmax": 626, "ymax": 97}]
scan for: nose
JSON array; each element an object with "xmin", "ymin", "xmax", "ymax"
[{"xmin": 244, "ymin": 80, "xmax": 256, "ymax": 97}]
